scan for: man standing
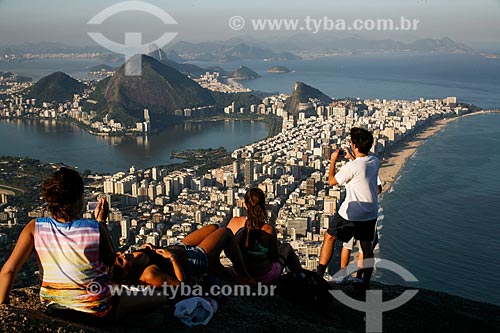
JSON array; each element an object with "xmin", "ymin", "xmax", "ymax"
[{"xmin": 317, "ymin": 127, "xmax": 380, "ymax": 287}]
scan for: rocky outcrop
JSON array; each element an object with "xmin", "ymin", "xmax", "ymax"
[{"xmin": 1, "ymin": 282, "xmax": 499, "ymax": 332}]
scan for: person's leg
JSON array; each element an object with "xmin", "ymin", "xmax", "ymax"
[
  {"xmin": 340, "ymin": 237, "xmax": 354, "ymax": 269},
  {"xmin": 278, "ymin": 243, "xmax": 301, "ymax": 272},
  {"xmin": 317, "ymin": 232, "xmax": 336, "ymax": 276},
  {"xmin": 197, "ymin": 227, "xmax": 252, "ymax": 280},
  {"xmin": 340, "ymin": 247, "xmax": 351, "ymax": 270},
  {"xmin": 355, "ymin": 250, "xmax": 364, "ymax": 279},
  {"xmin": 358, "ymin": 241, "xmax": 374, "ymax": 285},
  {"xmin": 181, "ymin": 224, "xmax": 219, "ymax": 246}
]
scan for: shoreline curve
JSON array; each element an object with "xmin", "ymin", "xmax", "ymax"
[{"xmin": 379, "ymin": 110, "xmax": 500, "ymax": 194}]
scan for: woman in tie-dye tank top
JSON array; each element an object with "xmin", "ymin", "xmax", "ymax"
[{"xmin": 0, "ymin": 167, "xmax": 164, "ymax": 321}]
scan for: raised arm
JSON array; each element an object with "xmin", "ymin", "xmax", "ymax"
[
  {"xmin": 94, "ymin": 198, "xmax": 109, "ymax": 223},
  {"xmin": 328, "ymin": 149, "xmax": 342, "ymax": 186},
  {"xmin": 95, "ymin": 198, "xmax": 116, "ymax": 267},
  {"xmin": 99, "ymin": 223, "xmax": 116, "ymax": 267},
  {"xmin": 0, "ymin": 220, "xmax": 35, "ymax": 304}
]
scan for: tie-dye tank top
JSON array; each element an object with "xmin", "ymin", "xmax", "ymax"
[{"xmin": 34, "ymin": 217, "xmax": 113, "ymax": 316}]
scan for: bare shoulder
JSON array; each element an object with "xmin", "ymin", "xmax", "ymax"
[
  {"xmin": 227, "ymin": 216, "xmax": 246, "ymax": 234},
  {"xmin": 261, "ymin": 224, "xmax": 275, "ymax": 235},
  {"xmin": 23, "ymin": 220, "xmax": 36, "ymax": 235},
  {"xmin": 230, "ymin": 216, "xmax": 246, "ymax": 224}
]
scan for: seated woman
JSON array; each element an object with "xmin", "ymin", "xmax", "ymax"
[
  {"xmin": 113, "ymin": 224, "xmax": 253, "ymax": 286},
  {"xmin": 0, "ymin": 167, "xmax": 164, "ymax": 320},
  {"xmin": 227, "ymin": 188, "xmax": 301, "ymax": 284}
]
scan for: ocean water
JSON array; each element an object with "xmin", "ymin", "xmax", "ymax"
[
  {"xmin": 377, "ymin": 113, "xmax": 500, "ymax": 306},
  {"xmin": 0, "ymin": 58, "xmax": 114, "ymax": 81},
  {"xmin": 193, "ymin": 54, "xmax": 500, "ymax": 109},
  {"xmin": 2, "ymin": 54, "xmax": 499, "ymax": 109}
]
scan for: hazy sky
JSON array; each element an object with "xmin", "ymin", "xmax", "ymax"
[{"xmin": 0, "ymin": 0, "xmax": 499, "ymax": 50}]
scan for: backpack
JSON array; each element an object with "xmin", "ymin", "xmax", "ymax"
[{"xmin": 275, "ymin": 269, "xmax": 334, "ymax": 312}]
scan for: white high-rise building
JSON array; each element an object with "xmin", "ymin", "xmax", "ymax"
[
  {"xmin": 103, "ymin": 179, "xmax": 115, "ymax": 194},
  {"xmin": 151, "ymin": 167, "xmax": 159, "ymax": 181},
  {"xmin": 227, "ymin": 188, "xmax": 234, "ymax": 206},
  {"xmin": 148, "ymin": 184, "xmax": 157, "ymax": 201},
  {"xmin": 120, "ymin": 218, "xmax": 131, "ymax": 241}
]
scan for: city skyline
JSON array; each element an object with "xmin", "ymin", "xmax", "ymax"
[{"xmin": 0, "ymin": 0, "xmax": 500, "ymax": 51}]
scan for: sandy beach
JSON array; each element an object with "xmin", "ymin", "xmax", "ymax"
[
  {"xmin": 378, "ymin": 113, "xmax": 480, "ymax": 193},
  {"xmin": 379, "ymin": 110, "xmax": 500, "ymax": 193}
]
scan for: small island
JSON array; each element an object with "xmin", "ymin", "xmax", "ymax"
[
  {"xmin": 229, "ymin": 66, "xmax": 261, "ymax": 80},
  {"xmin": 88, "ymin": 64, "xmax": 115, "ymax": 72},
  {"xmin": 267, "ymin": 66, "xmax": 290, "ymax": 74}
]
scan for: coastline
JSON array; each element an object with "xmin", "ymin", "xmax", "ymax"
[{"xmin": 378, "ymin": 110, "xmax": 498, "ymax": 193}]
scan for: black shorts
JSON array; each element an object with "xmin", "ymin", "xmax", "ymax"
[{"xmin": 327, "ymin": 213, "xmax": 377, "ymax": 243}]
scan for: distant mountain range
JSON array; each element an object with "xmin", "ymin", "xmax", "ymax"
[
  {"xmin": 235, "ymin": 35, "xmax": 474, "ymax": 54},
  {"xmin": 145, "ymin": 46, "xmax": 262, "ymax": 80},
  {"xmin": 27, "ymin": 72, "xmax": 85, "ymax": 105},
  {"xmin": 167, "ymin": 41, "xmax": 301, "ymax": 62},
  {"xmin": 0, "ymin": 37, "xmax": 478, "ymax": 65}
]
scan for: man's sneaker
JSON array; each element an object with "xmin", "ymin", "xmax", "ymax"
[
  {"xmin": 345, "ymin": 276, "xmax": 363, "ymax": 284},
  {"xmin": 331, "ymin": 275, "xmax": 348, "ymax": 284}
]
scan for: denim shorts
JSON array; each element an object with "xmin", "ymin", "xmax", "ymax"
[{"xmin": 172, "ymin": 242, "xmax": 209, "ymax": 276}]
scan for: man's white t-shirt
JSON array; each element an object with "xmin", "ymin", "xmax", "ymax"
[{"xmin": 335, "ymin": 155, "xmax": 380, "ymax": 221}]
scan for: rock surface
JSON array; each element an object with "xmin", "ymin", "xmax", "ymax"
[{"xmin": 1, "ymin": 283, "xmax": 499, "ymax": 332}]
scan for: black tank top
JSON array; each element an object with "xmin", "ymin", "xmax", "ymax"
[{"xmin": 135, "ymin": 248, "xmax": 174, "ymax": 277}]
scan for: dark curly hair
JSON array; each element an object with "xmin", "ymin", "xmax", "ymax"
[{"xmin": 41, "ymin": 167, "xmax": 84, "ymax": 221}]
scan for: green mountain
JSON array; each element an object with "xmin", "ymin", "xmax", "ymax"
[
  {"xmin": 285, "ymin": 82, "xmax": 332, "ymax": 115},
  {"xmin": 27, "ymin": 72, "xmax": 85, "ymax": 105},
  {"xmin": 229, "ymin": 66, "xmax": 260, "ymax": 80},
  {"xmin": 91, "ymin": 55, "xmax": 216, "ymax": 128}
]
